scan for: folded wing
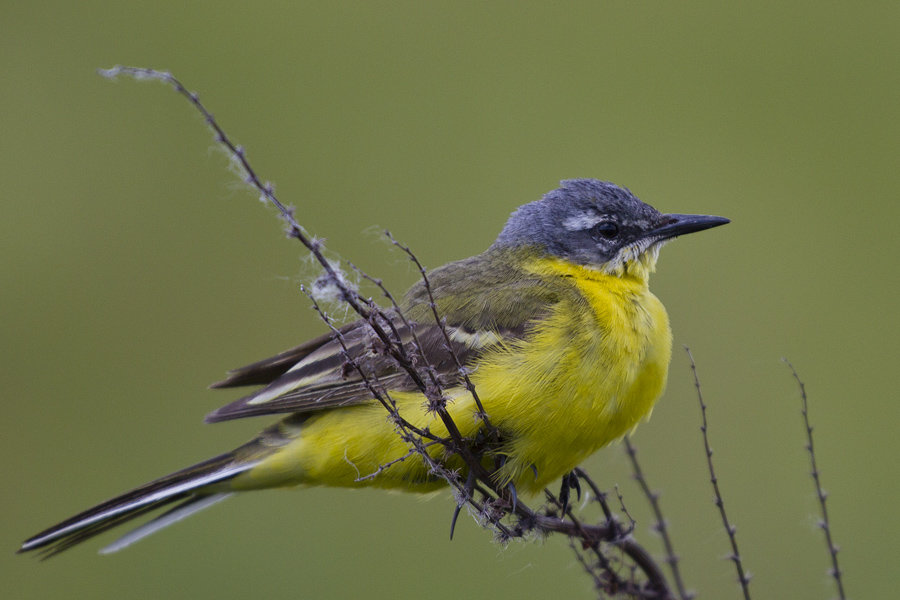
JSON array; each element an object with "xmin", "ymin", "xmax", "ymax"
[{"xmin": 206, "ymin": 314, "xmax": 488, "ymax": 422}]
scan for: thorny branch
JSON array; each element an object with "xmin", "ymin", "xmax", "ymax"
[
  {"xmin": 783, "ymin": 359, "xmax": 846, "ymax": 600},
  {"xmin": 685, "ymin": 347, "xmax": 752, "ymax": 600},
  {"xmin": 386, "ymin": 232, "xmax": 493, "ymax": 427},
  {"xmin": 623, "ymin": 437, "xmax": 691, "ymax": 600}
]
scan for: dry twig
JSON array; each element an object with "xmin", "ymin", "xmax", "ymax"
[
  {"xmin": 783, "ymin": 359, "xmax": 846, "ymax": 600},
  {"xmin": 685, "ymin": 347, "xmax": 751, "ymax": 600},
  {"xmin": 623, "ymin": 437, "xmax": 691, "ymax": 600}
]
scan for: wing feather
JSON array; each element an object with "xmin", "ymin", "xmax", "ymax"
[
  {"xmin": 205, "ymin": 317, "xmax": 481, "ymax": 422},
  {"xmin": 209, "ymin": 322, "xmax": 359, "ymax": 389},
  {"xmin": 206, "ymin": 254, "xmax": 563, "ymax": 423}
]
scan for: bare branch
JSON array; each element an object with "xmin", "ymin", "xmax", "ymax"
[
  {"xmin": 97, "ymin": 67, "xmax": 453, "ymax": 443},
  {"xmin": 354, "ymin": 445, "xmax": 439, "ymax": 483},
  {"xmin": 299, "ymin": 285, "xmax": 442, "ymax": 445},
  {"xmin": 783, "ymin": 359, "xmax": 846, "ymax": 600},
  {"xmin": 685, "ymin": 347, "xmax": 751, "ymax": 600},
  {"xmin": 623, "ymin": 437, "xmax": 691, "ymax": 600},
  {"xmin": 551, "ymin": 472, "xmax": 674, "ymax": 599},
  {"xmin": 613, "ymin": 485, "xmax": 636, "ymax": 532},
  {"xmin": 386, "ymin": 231, "xmax": 493, "ymax": 427},
  {"xmin": 348, "ymin": 261, "xmax": 446, "ymax": 406}
]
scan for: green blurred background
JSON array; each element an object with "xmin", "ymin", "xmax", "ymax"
[{"xmin": 3, "ymin": 2, "xmax": 897, "ymax": 598}]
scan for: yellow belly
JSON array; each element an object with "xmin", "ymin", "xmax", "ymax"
[
  {"xmin": 233, "ymin": 261, "xmax": 671, "ymax": 495},
  {"xmin": 470, "ymin": 260, "xmax": 672, "ymax": 491}
]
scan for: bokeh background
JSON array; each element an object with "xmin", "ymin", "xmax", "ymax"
[{"xmin": 4, "ymin": 2, "xmax": 897, "ymax": 599}]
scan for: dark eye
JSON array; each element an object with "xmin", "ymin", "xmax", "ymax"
[{"xmin": 591, "ymin": 221, "xmax": 619, "ymax": 240}]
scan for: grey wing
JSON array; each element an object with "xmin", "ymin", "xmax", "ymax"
[
  {"xmin": 205, "ymin": 262, "xmax": 563, "ymax": 424},
  {"xmin": 205, "ymin": 316, "xmax": 484, "ymax": 423},
  {"xmin": 208, "ymin": 322, "xmax": 360, "ymax": 389}
]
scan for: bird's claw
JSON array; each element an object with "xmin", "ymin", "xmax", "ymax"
[{"xmin": 558, "ymin": 470, "xmax": 581, "ymax": 515}]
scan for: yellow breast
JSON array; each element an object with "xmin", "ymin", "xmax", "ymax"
[{"xmin": 470, "ymin": 257, "xmax": 672, "ymax": 491}]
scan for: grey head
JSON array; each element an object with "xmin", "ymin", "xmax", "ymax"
[{"xmin": 492, "ymin": 179, "xmax": 728, "ymax": 274}]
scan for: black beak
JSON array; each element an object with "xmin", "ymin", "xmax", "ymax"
[{"xmin": 651, "ymin": 213, "xmax": 730, "ymax": 241}]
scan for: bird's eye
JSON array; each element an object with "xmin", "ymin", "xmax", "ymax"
[{"xmin": 591, "ymin": 221, "xmax": 619, "ymax": 240}]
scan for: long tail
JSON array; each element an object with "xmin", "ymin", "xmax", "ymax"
[{"xmin": 19, "ymin": 450, "xmax": 258, "ymax": 559}]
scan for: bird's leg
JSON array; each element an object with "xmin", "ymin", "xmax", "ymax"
[
  {"xmin": 492, "ymin": 453, "xmax": 518, "ymax": 514},
  {"xmin": 558, "ymin": 470, "xmax": 582, "ymax": 515},
  {"xmin": 507, "ymin": 481, "xmax": 518, "ymax": 514}
]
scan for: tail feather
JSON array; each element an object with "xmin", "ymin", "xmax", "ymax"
[
  {"xmin": 99, "ymin": 493, "xmax": 233, "ymax": 555},
  {"xmin": 33, "ymin": 501, "xmax": 169, "ymax": 560},
  {"xmin": 19, "ymin": 452, "xmax": 255, "ymax": 557}
]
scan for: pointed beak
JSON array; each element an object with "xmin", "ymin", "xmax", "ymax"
[{"xmin": 650, "ymin": 213, "xmax": 730, "ymax": 241}]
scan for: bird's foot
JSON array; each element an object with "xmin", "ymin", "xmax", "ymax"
[{"xmin": 558, "ymin": 470, "xmax": 581, "ymax": 515}]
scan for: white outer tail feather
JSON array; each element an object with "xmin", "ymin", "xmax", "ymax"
[
  {"xmin": 21, "ymin": 463, "xmax": 253, "ymax": 552},
  {"xmin": 100, "ymin": 493, "xmax": 234, "ymax": 554}
]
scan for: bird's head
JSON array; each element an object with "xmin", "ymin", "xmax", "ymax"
[{"xmin": 492, "ymin": 179, "xmax": 729, "ymax": 280}]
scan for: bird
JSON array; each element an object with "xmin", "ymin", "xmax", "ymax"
[{"xmin": 19, "ymin": 178, "xmax": 728, "ymax": 557}]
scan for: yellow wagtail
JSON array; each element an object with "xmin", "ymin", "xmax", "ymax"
[{"xmin": 20, "ymin": 179, "xmax": 728, "ymax": 556}]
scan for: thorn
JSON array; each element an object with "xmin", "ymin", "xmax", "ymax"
[
  {"xmin": 450, "ymin": 469, "xmax": 476, "ymax": 540},
  {"xmin": 450, "ymin": 503, "xmax": 463, "ymax": 541}
]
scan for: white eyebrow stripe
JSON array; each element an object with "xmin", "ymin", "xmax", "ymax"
[{"xmin": 562, "ymin": 212, "xmax": 604, "ymax": 231}]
